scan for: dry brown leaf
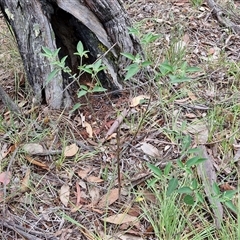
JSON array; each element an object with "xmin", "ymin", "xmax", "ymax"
[
  {"xmin": 89, "ymin": 186, "xmax": 100, "ymax": 205},
  {"xmin": 25, "ymin": 155, "xmax": 49, "ymax": 170},
  {"xmin": 83, "ymin": 121, "xmax": 93, "ymax": 138},
  {"xmin": 185, "ymin": 113, "xmax": 197, "ymax": 119},
  {"xmin": 86, "ymin": 175, "xmax": 104, "ymax": 183},
  {"xmin": 78, "ymin": 168, "xmax": 91, "ymax": 179},
  {"xmin": 98, "ymin": 188, "xmax": 119, "ymax": 208},
  {"xmin": 220, "ymin": 183, "xmax": 236, "ymax": 191},
  {"xmin": 22, "ymin": 143, "xmax": 44, "ymax": 155},
  {"xmin": 0, "ymin": 171, "xmax": 11, "ymax": 185},
  {"xmin": 60, "ymin": 184, "xmax": 70, "ymax": 207},
  {"xmin": 187, "ymin": 90, "xmax": 197, "ymax": 101},
  {"xmin": 20, "ymin": 168, "xmax": 31, "ymax": 192},
  {"xmin": 130, "ymin": 95, "xmax": 150, "ymax": 107},
  {"xmin": 186, "ymin": 121, "xmax": 208, "ymax": 144},
  {"xmin": 140, "ymin": 142, "xmax": 160, "ymax": 157},
  {"xmin": 104, "ymin": 213, "xmax": 139, "ymax": 225},
  {"xmin": 76, "ymin": 182, "xmax": 81, "ymax": 206},
  {"xmin": 64, "ymin": 143, "xmax": 79, "ymax": 157},
  {"xmin": 99, "ymin": 231, "xmax": 144, "ymax": 240}
]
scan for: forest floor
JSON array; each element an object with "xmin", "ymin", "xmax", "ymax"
[{"xmin": 1, "ymin": 0, "xmax": 240, "ymax": 239}]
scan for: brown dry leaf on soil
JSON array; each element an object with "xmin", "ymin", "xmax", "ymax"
[
  {"xmin": 89, "ymin": 186, "xmax": 100, "ymax": 205},
  {"xmin": 86, "ymin": 175, "xmax": 104, "ymax": 183},
  {"xmin": 64, "ymin": 143, "xmax": 79, "ymax": 157},
  {"xmin": 83, "ymin": 121, "xmax": 93, "ymax": 138},
  {"xmin": 186, "ymin": 121, "xmax": 209, "ymax": 144},
  {"xmin": 25, "ymin": 155, "xmax": 49, "ymax": 170},
  {"xmin": 20, "ymin": 168, "xmax": 31, "ymax": 192},
  {"xmin": 98, "ymin": 188, "xmax": 119, "ymax": 208},
  {"xmin": 0, "ymin": 171, "xmax": 11, "ymax": 185},
  {"xmin": 140, "ymin": 142, "xmax": 161, "ymax": 157},
  {"xmin": 130, "ymin": 95, "xmax": 150, "ymax": 107},
  {"xmin": 104, "ymin": 213, "xmax": 139, "ymax": 225},
  {"xmin": 60, "ymin": 184, "xmax": 70, "ymax": 207},
  {"xmin": 22, "ymin": 143, "xmax": 44, "ymax": 155}
]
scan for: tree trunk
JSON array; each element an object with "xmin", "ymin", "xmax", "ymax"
[{"xmin": 0, "ymin": 0, "xmax": 143, "ymax": 109}]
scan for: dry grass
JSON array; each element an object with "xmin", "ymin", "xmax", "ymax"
[{"xmin": 0, "ymin": 1, "xmax": 240, "ymax": 239}]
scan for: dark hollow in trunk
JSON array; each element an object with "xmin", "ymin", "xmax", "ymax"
[{"xmin": 0, "ymin": 0, "xmax": 143, "ymax": 109}]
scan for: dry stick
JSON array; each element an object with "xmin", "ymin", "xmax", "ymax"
[
  {"xmin": 0, "ymin": 85, "xmax": 21, "ymax": 114},
  {"xmin": 116, "ymin": 127, "xmax": 121, "ymax": 198},
  {"xmin": 1, "ymin": 221, "xmax": 42, "ymax": 240}
]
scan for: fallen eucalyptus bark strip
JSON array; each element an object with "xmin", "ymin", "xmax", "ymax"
[{"xmin": 197, "ymin": 145, "xmax": 223, "ymax": 229}]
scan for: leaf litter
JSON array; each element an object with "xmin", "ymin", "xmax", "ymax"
[{"xmin": 1, "ymin": 0, "xmax": 240, "ymax": 239}]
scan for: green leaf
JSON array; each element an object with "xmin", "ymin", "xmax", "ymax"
[
  {"xmin": 177, "ymin": 186, "xmax": 193, "ymax": 194},
  {"xmin": 141, "ymin": 33, "xmax": 160, "ymax": 44},
  {"xmin": 77, "ymin": 41, "xmax": 84, "ymax": 55},
  {"xmin": 77, "ymin": 90, "xmax": 87, "ymax": 98},
  {"xmin": 79, "ymin": 66, "xmax": 93, "ymax": 74},
  {"xmin": 186, "ymin": 66, "xmax": 202, "ymax": 73},
  {"xmin": 186, "ymin": 156, "xmax": 206, "ymax": 168},
  {"xmin": 53, "ymin": 48, "xmax": 61, "ymax": 58},
  {"xmin": 70, "ymin": 103, "xmax": 81, "ymax": 113},
  {"xmin": 46, "ymin": 69, "xmax": 59, "ymax": 84},
  {"xmin": 169, "ymin": 75, "xmax": 191, "ymax": 83},
  {"xmin": 196, "ymin": 192, "xmax": 204, "ymax": 203},
  {"xmin": 163, "ymin": 162, "xmax": 172, "ymax": 176},
  {"xmin": 222, "ymin": 190, "xmax": 237, "ymax": 200},
  {"xmin": 42, "ymin": 46, "xmax": 53, "ymax": 56},
  {"xmin": 187, "ymin": 147, "xmax": 201, "ymax": 154},
  {"xmin": 80, "ymin": 85, "xmax": 88, "ymax": 91},
  {"xmin": 212, "ymin": 182, "xmax": 221, "ymax": 196},
  {"xmin": 146, "ymin": 163, "xmax": 162, "ymax": 178},
  {"xmin": 60, "ymin": 56, "xmax": 68, "ymax": 65},
  {"xmin": 147, "ymin": 178, "xmax": 158, "ymax": 188},
  {"xmin": 224, "ymin": 201, "xmax": 238, "ymax": 214},
  {"xmin": 91, "ymin": 86, "xmax": 107, "ymax": 93},
  {"xmin": 142, "ymin": 61, "xmax": 152, "ymax": 67},
  {"xmin": 92, "ymin": 59, "xmax": 102, "ymax": 72},
  {"xmin": 124, "ymin": 63, "xmax": 140, "ymax": 80},
  {"xmin": 128, "ymin": 27, "xmax": 140, "ymax": 36},
  {"xmin": 121, "ymin": 52, "xmax": 136, "ymax": 61},
  {"xmin": 177, "ymin": 159, "xmax": 184, "ymax": 168},
  {"xmin": 182, "ymin": 135, "xmax": 191, "ymax": 152},
  {"xmin": 184, "ymin": 195, "xmax": 194, "ymax": 205},
  {"xmin": 159, "ymin": 62, "xmax": 173, "ymax": 75},
  {"xmin": 192, "ymin": 179, "xmax": 198, "ymax": 190},
  {"xmin": 166, "ymin": 178, "xmax": 178, "ymax": 196}
]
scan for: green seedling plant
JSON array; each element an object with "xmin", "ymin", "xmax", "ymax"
[
  {"xmin": 147, "ymin": 135, "xmax": 206, "ymax": 206},
  {"xmin": 124, "ymin": 27, "xmax": 201, "ymax": 84},
  {"xmin": 41, "ymin": 41, "xmax": 107, "ymax": 111},
  {"xmin": 190, "ymin": 0, "xmax": 203, "ymax": 7},
  {"xmin": 158, "ymin": 60, "xmax": 201, "ymax": 84},
  {"xmin": 212, "ymin": 182, "xmax": 238, "ymax": 214}
]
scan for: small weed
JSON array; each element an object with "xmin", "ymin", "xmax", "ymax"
[{"xmin": 41, "ymin": 41, "xmax": 107, "ymax": 112}]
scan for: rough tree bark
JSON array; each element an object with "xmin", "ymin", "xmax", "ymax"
[{"xmin": 0, "ymin": 0, "xmax": 143, "ymax": 109}]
